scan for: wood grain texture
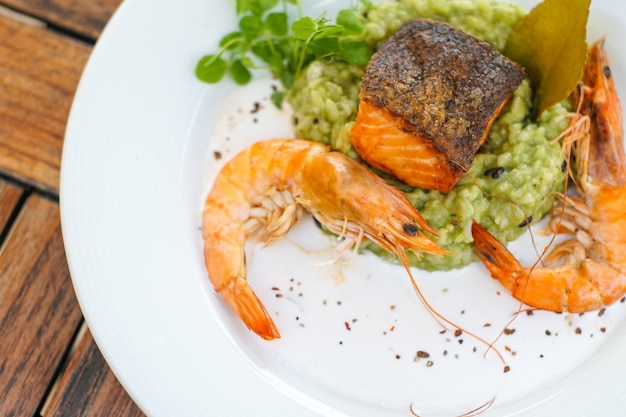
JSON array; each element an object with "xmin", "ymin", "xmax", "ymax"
[
  {"xmin": 45, "ymin": 328, "xmax": 146, "ymax": 417},
  {"xmin": 0, "ymin": 178, "xmax": 23, "ymax": 230},
  {"xmin": 2, "ymin": 0, "xmax": 122, "ymax": 39},
  {"xmin": 0, "ymin": 194, "xmax": 83, "ymax": 415},
  {"xmin": 0, "ymin": 14, "xmax": 91, "ymax": 193}
]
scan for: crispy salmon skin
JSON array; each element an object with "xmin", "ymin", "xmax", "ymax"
[{"xmin": 351, "ymin": 19, "xmax": 525, "ymax": 193}]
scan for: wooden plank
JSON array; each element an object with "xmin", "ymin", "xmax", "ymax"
[
  {"xmin": 0, "ymin": 14, "xmax": 91, "ymax": 194},
  {"xmin": 0, "ymin": 178, "xmax": 23, "ymax": 231},
  {"xmin": 44, "ymin": 328, "xmax": 146, "ymax": 417},
  {"xmin": 0, "ymin": 194, "xmax": 83, "ymax": 415},
  {"xmin": 1, "ymin": 0, "xmax": 122, "ymax": 40}
]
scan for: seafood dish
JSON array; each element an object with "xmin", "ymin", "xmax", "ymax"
[
  {"xmin": 287, "ymin": 0, "xmax": 568, "ymax": 270},
  {"xmin": 199, "ymin": 0, "xmax": 625, "ymax": 343}
]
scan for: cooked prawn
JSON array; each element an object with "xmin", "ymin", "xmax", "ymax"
[
  {"xmin": 202, "ymin": 138, "xmax": 447, "ymax": 340},
  {"xmin": 471, "ymin": 38, "xmax": 626, "ymax": 313}
]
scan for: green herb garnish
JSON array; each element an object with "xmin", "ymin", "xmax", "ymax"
[{"xmin": 195, "ymin": 0, "xmax": 373, "ymax": 104}]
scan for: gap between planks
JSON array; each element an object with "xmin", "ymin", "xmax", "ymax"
[
  {"xmin": 0, "ymin": 3, "xmax": 45, "ymax": 27},
  {"xmin": 38, "ymin": 320, "xmax": 88, "ymax": 417}
]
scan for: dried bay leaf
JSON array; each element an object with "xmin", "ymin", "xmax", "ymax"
[{"xmin": 504, "ymin": 0, "xmax": 590, "ymax": 118}]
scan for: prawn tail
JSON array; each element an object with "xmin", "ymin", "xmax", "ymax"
[
  {"xmin": 471, "ymin": 221, "xmax": 523, "ymax": 293},
  {"xmin": 218, "ymin": 277, "xmax": 281, "ymax": 340}
]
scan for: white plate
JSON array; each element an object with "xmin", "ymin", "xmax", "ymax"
[{"xmin": 61, "ymin": 1, "xmax": 626, "ymax": 416}]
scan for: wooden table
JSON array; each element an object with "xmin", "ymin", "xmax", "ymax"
[{"xmin": 1, "ymin": 1, "xmax": 145, "ymax": 415}]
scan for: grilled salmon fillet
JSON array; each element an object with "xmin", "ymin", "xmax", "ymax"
[{"xmin": 351, "ymin": 19, "xmax": 525, "ymax": 193}]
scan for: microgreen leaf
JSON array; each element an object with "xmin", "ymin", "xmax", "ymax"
[
  {"xmin": 336, "ymin": 9, "xmax": 364, "ymax": 35},
  {"xmin": 266, "ymin": 12, "xmax": 288, "ymax": 36},
  {"xmin": 219, "ymin": 32, "xmax": 245, "ymax": 50},
  {"xmin": 313, "ymin": 25, "xmax": 344, "ymax": 40},
  {"xmin": 240, "ymin": 15, "xmax": 263, "ymax": 39},
  {"xmin": 240, "ymin": 54, "xmax": 256, "ymax": 69},
  {"xmin": 250, "ymin": 41, "xmax": 273, "ymax": 62},
  {"xmin": 238, "ymin": 0, "xmax": 280, "ymax": 16},
  {"xmin": 230, "ymin": 59, "xmax": 252, "ymax": 84},
  {"xmin": 339, "ymin": 38, "xmax": 373, "ymax": 65},
  {"xmin": 271, "ymin": 91, "xmax": 285, "ymax": 108},
  {"xmin": 311, "ymin": 37, "xmax": 340, "ymax": 59},
  {"xmin": 236, "ymin": 0, "xmax": 254, "ymax": 15},
  {"xmin": 196, "ymin": 0, "xmax": 374, "ymax": 100},
  {"xmin": 268, "ymin": 53, "xmax": 285, "ymax": 75},
  {"xmin": 280, "ymin": 71, "xmax": 295, "ymax": 89},
  {"xmin": 257, "ymin": 0, "xmax": 279, "ymax": 13},
  {"xmin": 195, "ymin": 55, "xmax": 228, "ymax": 83},
  {"xmin": 292, "ymin": 17, "xmax": 317, "ymax": 40}
]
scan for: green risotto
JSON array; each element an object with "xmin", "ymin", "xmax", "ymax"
[{"xmin": 287, "ymin": 0, "xmax": 570, "ymax": 271}]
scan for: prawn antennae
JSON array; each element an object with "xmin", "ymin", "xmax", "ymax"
[
  {"xmin": 409, "ymin": 396, "xmax": 496, "ymax": 417},
  {"xmin": 452, "ymin": 160, "xmax": 569, "ymax": 348},
  {"xmin": 397, "ymin": 251, "xmax": 506, "ymax": 365}
]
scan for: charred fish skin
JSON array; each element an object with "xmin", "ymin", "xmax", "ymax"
[{"xmin": 351, "ymin": 19, "xmax": 525, "ymax": 192}]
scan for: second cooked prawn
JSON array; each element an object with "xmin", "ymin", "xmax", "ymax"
[
  {"xmin": 471, "ymin": 39, "xmax": 626, "ymax": 313},
  {"xmin": 203, "ymin": 138, "xmax": 447, "ymax": 340}
]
